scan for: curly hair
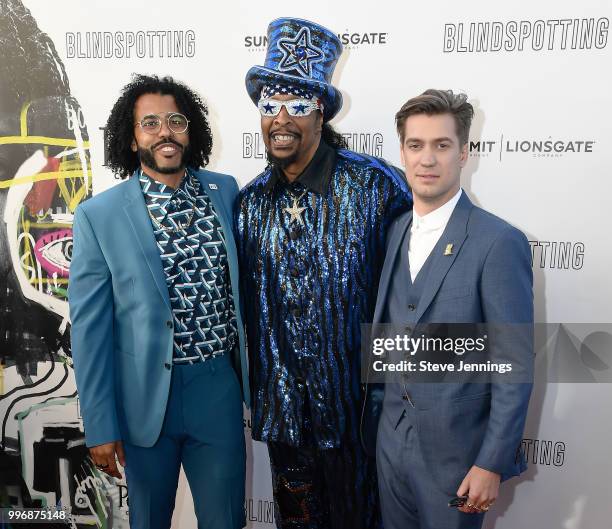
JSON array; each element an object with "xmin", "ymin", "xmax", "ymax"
[
  {"xmin": 0, "ymin": 0, "xmax": 71, "ymax": 110},
  {"xmin": 105, "ymin": 74, "xmax": 213, "ymax": 179},
  {"xmin": 322, "ymin": 122, "xmax": 348, "ymax": 150}
]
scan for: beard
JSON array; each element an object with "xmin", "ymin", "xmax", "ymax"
[
  {"xmin": 265, "ymin": 148, "xmax": 299, "ymax": 169},
  {"xmin": 265, "ymin": 129, "xmax": 303, "ymax": 169},
  {"xmin": 138, "ymin": 138, "xmax": 187, "ymax": 174}
]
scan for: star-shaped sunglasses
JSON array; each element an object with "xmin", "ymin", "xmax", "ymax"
[{"xmin": 257, "ymin": 98, "xmax": 324, "ymax": 117}]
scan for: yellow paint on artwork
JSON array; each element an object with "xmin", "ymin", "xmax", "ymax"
[
  {"xmin": 20, "ymin": 102, "xmax": 32, "ymax": 136},
  {"xmin": 59, "ymin": 157, "xmax": 92, "ymax": 211},
  {"xmin": 28, "ymin": 278, "xmax": 69, "ymax": 285},
  {"xmin": 0, "ymin": 169, "xmax": 92, "ymax": 189},
  {"xmin": 19, "ymin": 211, "xmax": 37, "ymax": 275},
  {"xmin": 0, "ymin": 136, "xmax": 91, "ymax": 148},
  {"xmin": 23, "ymin": 223, "xmax": 72, "ymax": 229},
  {"xmin": 56, "ymin": 177, "xmax": 86, "ymax": 211}
]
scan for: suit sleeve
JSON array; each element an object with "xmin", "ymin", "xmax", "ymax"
[
  {"xmin": 381, "ymin": 165, "xmax": 413, "ymax": 234},
  {"xmin": 234, "ymin": 187, "xmax": 252, "ymax": 340},
  {"xmin": 224, "ymin": 174, "xmax": 240, "ymax": 211},
  {"xmin": 233, "ymin": 189, "xmax": 248, "ymax": 291},
  {"xmin": 69, "ymin": 206, "xmax": 121, "ymax": 447},
  {"xmin": 474, "ymin": 226, "xmax": 534, "ymax": 476}
]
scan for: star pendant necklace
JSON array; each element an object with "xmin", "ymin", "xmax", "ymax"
[{"xmin": 283, "ymin": 189, "xmax": 308, "ymax": 225}]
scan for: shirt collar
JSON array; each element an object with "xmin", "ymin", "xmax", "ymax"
[
  {"xmin": 263, "ymin": 140, "xmax": 336, "ymax": 194},
  {"xmin": 139, "ymin": 168, "xmax": 200, "ymax": 207},
  {"xmin": 412, "ymin": 188, "xmax": 462, "ymax": 231}
]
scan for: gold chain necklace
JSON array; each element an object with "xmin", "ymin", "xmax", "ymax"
[
  {"xmin": 147, "ymin": 203, "xmax": 196, "ymax": 232},
  {"xmin": 143, "ymin": 169, "xmax": 196, "ymax": 232}
]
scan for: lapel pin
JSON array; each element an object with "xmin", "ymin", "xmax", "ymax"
[
  {"xmin": 444, "ymin": 243, "xmax": 454, "ymax": 256},
  {"xmin": 208, "ymin": 183, "xmax": 218, "ymax": 190}
]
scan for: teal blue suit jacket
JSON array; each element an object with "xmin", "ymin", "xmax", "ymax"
[{"xmin": 69, "ymin": 169, "xmax": 250, "ymax": 448}]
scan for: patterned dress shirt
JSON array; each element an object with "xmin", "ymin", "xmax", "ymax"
[
  {"xmin": 236, "ymin": 141, "xmax": 412, "ymax": 448},
  {"xmin": 140, "ymin": 169, "xmax": 236, "ymax": 364}
]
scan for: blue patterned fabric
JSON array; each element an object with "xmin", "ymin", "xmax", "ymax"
[
  {"xmin": 261, "ymin": 83, "xmax": 316, "ymax": 99},
  {"xmin": 235, "ymin": 143, "xmax": 413, "ymax": 448},
  {"xmin": 140, "ymin": 170, "xmax": 236, "ymax": 364}
]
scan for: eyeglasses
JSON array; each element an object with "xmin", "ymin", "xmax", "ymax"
[
  {"xmin": 257, "ymin": 98, "xmax": 323, "ymax": 117},
  {"xmin": 135, "ymin": 112, "xmax": 190, "ymax": 134}
]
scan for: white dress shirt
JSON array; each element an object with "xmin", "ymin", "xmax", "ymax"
[{"xmin": 408, "ymin": 189, "xmax": 462, "ymax": 282}]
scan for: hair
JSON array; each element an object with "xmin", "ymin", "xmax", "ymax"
[
  {"xmin": 105, "ymin": 74, "xmax": 213, "ymax": 179},
  {"xmin": 322, "ymin": 122, "xmax": 348, "ymax": 150},
  {"xmin": 0, "ymin": 0, "xmax": 71, "ymax": 111},
  {"xmin": 395, "ymin": 89, "xmax": 474, "ymax": 146}
]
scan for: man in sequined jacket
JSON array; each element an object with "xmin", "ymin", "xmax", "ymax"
[{"xmin": 236, "ymin": 18, "xmax": 412, "ymax": 529}]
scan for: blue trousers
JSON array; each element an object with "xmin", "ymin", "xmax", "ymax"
[
  {"xmin": 377, "ymin": 409, "xmax": 484, "ymax": 529},
  {"xmin": 123, "ymin": 355, "xmax": 245, "ymax": 529}
]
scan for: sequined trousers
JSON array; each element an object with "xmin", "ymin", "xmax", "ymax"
[{"xmin": 267, "ymin": 401, "xmax": 381, "ymax": 529}]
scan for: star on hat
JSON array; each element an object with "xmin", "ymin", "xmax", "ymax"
[{"xmin": 278, "ymin": 26, "xmax": 324, "ymax": 78}]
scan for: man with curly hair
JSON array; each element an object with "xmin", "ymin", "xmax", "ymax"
[{"xmin": 69, "ymin": 74, "xmax": 249, "ymax": 529}]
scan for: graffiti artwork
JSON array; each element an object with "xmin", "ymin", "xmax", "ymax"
[{"xmin": 0, "ymin": 1, "xmax": 127, "ymax": 526}]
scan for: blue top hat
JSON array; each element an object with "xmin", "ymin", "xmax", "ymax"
[{"xmin": 245, "ymin": 17, "xmax": 343, "ymax": 121}]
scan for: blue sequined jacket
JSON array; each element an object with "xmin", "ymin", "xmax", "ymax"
[{"xmin": 235, "ymin": 142, "xmax": 412, "ymax": 448}]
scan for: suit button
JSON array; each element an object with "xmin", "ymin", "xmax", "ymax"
[
  {"xmin": 405, "ymin": 326, "xmax": 412, "ymax": 333},
  {"xmin": 166, "ymin": 320, "xmax": 173, "ymax": 329},
  {"xmin": 289, "ymin": 230, "xmax": 300, "ymax": 241},
  {"xmin": 408, "ymin": 304, "xmax": 416, "ymax": 311},
  {"xmin": 164, "ymin": 362, "xmax": 172, "ymax": 370},
  {"xmin": 290, "ymin": 268, "xmax": 300, "ymax": 278},
  {"xmin": 292, "ymin": 307, "xmax": 302, "ymax": 318}
]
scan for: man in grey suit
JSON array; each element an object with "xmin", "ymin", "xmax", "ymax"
[{"xmin": 364, "ymin": 89, "xmax": 533, "ymax": 529}]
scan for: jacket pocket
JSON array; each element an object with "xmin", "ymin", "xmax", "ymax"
[
  {"xmin": 435, "ymin": 285, "xmax": 473, "ymax": 302},
  {"xmin": 451, "ymin": 391, "xmax": 491, "ymax": 404}
]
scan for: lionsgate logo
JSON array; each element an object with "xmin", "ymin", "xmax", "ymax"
[
  {"xmin": 243, "ymin": 132, "xmax": 384, "ymax": 158},
  {"xmin": 66, "ymin": 29, "xmax": 196, "ymax": 59},
  {"xmin": 337, "ymin": 30, "xmax": 389, "ymax": 49},
  {"xmin": 443, "ymin": 17, "xmax": 608, "ymax": 53},
  {"xmin": 468, "ymin": 136, "xmax": 595, "ymax": 161},
  {"xmin": 521, "ymin": 438, "xmax": 566, "ymax": 467},
  {"xmin": 244, "ymin": 30, "xmax": 389, "ymax": 51}
]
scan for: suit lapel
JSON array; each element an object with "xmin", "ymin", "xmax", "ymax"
[
  {"xmin": 373, "ymin": 210, "xmax": 412, "ymax": 324},
  {"xmin": 122, "ymin": 173, "xmax": 171, "ymax": 310},
  {"xmin": 414, "ymin": 192, "xmax": 473, "ymax": 323}
]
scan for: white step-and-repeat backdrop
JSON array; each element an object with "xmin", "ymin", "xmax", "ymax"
[{"xmin": 1, "ymin": 0, "xmax": 610, "ymax": 527}]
